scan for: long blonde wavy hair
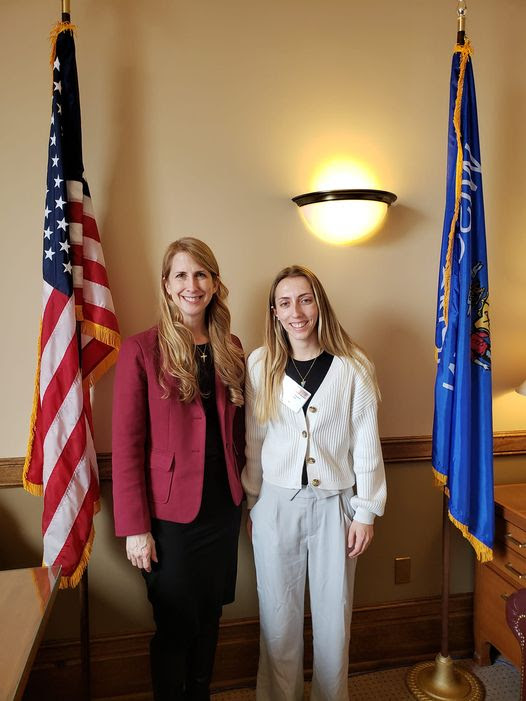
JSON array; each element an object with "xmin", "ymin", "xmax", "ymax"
[
  {"xmin": 253, "ymin": 265, "xmax": 378, "ymax": 422},
  {"xmin": 158, "ymin": 237, "xmax": 244, "ymax": 406}
]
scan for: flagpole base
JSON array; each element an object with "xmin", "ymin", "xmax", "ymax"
[{"xmin": 406, "ymin": 654, "xmax": 485, "ymax": 700}]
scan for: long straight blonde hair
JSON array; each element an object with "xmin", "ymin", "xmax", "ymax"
[
  {"xmin": 253, "ymin": 265, "xmax": 378, "ymax": 422},
  {"xmin": 158, "ymin": 237, "xmax": 244, "ymax": 406}
]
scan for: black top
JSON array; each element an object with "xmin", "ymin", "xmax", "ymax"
[
  {"xmin": 195, "ymin": 344, "xmax": 232, "ymax": 510},
  {"xmin": 195, "ymin": 344, "xmax": 223, "ymax": 461},
  {"xmin": 285, "ymin": 351, "xmax": 334, "ymax": 484}
]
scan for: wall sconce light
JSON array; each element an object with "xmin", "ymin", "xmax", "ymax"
[
  {"xmin": 292, "ymin": 188, "xmax": 397, "ymax": 245},
  {"xmin": 516, "ymin": 380, "xmax": 526, "ymax": 397}
]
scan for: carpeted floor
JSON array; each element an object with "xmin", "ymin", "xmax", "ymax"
[{"xmin": 211, "ymin": 657, "xmax": 520, "ymax": 700}]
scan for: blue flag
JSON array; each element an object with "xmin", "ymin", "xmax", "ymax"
[{"xmin": 432, "ymin": 41, "xmax": 493, "ymax": 562}]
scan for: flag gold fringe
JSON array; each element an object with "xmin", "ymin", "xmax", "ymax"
[
  {"xmin": 83, "ymin": 349, "xmax": 120, "ymax": 391},
  {"xmin": 448, "ymin": 509, "xmax": 493, "ymax": 563},
  {"xmin": 432, "ymin": 466, "xmax": 447, "ymax": 487},
  {"xmin": 79, "ymin": 318, "xmax": 120, "ymax": 388},
  {"xmin": 58, "ymin": 522, "xmax": 95, "ymax": 589},
  {"xmin": 81, "ymin": 320, "xmax": 121, "ymax": 353},
  {"xmin": 23, "ymin": 479, "xmax": 43, "ymax": 497},
  {"xmin": 432, "ymin": 467, "xmax": 493, "ymax": 563},
  {"xmin": 442, "ymin": 40, "xmax": 473, "ymax": 328},
  {"xmin": 57, "ymin": 476, "xmax": 101, "ymax": 588},
  {"xmin": 52, "ymin": 496, "xmax": 100, "ymax": 589},
  {"xmin": 49, "ymin": 21, "xmax": 77, "ymax": 68},
  {"xmin": 23, "ymin": 323, "xmax": 44, "ymax": 496},
  {"xmin": 73, "ymin": 310, "xmax": 120, "ymax": 387}
]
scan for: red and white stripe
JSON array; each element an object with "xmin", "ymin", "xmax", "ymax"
[
  {"xmin": 25, "ymin": 180, "xmax": 119, "ymax": 587},
  {"xmin": 36, "ymin": 277, "xmax": 95, "ymax": 576}
]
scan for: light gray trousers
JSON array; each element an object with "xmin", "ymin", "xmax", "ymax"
[{"xmin": 251, "ymin": 481, "xmax": 357, "ymax": 701}]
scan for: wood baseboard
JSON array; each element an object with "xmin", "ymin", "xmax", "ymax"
[{"xmin": 22, "ymin": 593, "xmax": 473, "ymax": 699}]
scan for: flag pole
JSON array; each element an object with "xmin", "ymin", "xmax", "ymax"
[
  {"xmin": 59, "ymin": 4, "xmax": 91, "ymax": 697},
  {"xmin": 80, "ymin": 566, "xmax": 91, "ymax": 700},
  {"xmin": 440, "ymin": 493, "xmax": 451, "ymax": 661},
  {"xmin": 406, "ymin": 3, "xmax": 485, "ymax": 698},
  {"xmin": 406, "ymin": 496, "xmax": 484, "ymax": 700}
]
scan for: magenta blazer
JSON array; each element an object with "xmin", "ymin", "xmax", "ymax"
[{"xmin": 112, "ymin": 326, "xmax": 245, "ymax": 537}]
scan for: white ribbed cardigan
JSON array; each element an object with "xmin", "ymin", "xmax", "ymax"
[{"xmin": 241, "ymin": 347, "xmax": 387, "ymax": 525}]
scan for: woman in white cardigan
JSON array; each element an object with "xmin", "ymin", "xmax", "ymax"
[{"xmin": 242, "ymin": 265, "xmax": 386, "ymax": 701}]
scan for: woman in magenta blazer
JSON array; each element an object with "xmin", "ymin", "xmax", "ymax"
[{"xmin": 112, "ymin": 237, "xmax": 245, "ymax": 701}]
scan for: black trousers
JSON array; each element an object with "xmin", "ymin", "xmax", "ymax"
[{"xmin": 143, "ymin": 500, "xmax": 241, "ymax": 700}]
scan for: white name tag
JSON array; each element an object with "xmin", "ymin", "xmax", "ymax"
[{"xmin": 280, "ymin": 375, "xmax": 311, "ymax": 412}]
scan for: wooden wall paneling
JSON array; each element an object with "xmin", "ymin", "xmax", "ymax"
[
  {"xmin": 22, "ymin": 594, "xmax": 473, "ymax": 700},
  {"xmin": 2, "ymin": 431, "xmax": 525, "ymax": 487}
]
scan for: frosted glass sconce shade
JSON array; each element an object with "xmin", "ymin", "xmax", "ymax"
[{"xmin": 292, "ymin": 189, "xmax": 397, "ymax": 245}]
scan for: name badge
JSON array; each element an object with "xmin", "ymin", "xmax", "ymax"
[{"xmin": 280, "ymin": 375, "xmax": 311, "ymax": 412}]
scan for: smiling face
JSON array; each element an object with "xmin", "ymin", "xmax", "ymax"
[
  {"xmin": 273, "ymin": 275, "xmax": 319, "ymax": 351},
  {"xmin": 164, "ymin": 251, "xmax": 218, "ymax": 326}
]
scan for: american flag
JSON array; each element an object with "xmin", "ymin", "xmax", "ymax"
[{"xmin": 24, "ymin": 24, "xmax": 120, "ymax": 588}]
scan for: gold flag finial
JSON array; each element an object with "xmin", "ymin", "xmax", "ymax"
[{"xmin": 457, "ymin": 0, "xmax": 467, "ymax": 43}]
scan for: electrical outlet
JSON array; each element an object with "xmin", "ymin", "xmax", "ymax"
[{"xmin": 395, "ymin": 556, "xmax": 411, "ymax": 584}]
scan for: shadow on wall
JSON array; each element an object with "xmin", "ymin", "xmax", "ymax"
[
  {"xmin": 91, "ymin": 6, "xmax": 160, "ymax": 450},
  {"xmin": 489, "ymin": 75, "xmax": 526, "ymax": 396},
  {"xmin": 87, "ymin": 483, "xmax": 156, "ymax": 636},
  {"xmin": 362, "ymin": 202, "xmax": 426, "ymax": 250},
  {"xmin": 98, "ymin": 8, "xmax": 158, "ymax": 338},
  {"xmin": 364, "ymin": 310, "xmax": 436, "ymax": 438},
  {"xmin": 0, "ymin": 493, "xmax": 42, "ymax": 571}
]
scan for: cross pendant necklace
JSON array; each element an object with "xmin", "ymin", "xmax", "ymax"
[{"xmin": 196, "ymin": 343, "xmax": 208, "ymax": 361}]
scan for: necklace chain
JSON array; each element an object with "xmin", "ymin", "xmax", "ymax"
[
  {"xmin": 291, "ymin": 351, "xmax": 320, "ymax": 387},
  {"xmin": 195, "ymin": 343, "xmax": 209, "ymax": 362}
]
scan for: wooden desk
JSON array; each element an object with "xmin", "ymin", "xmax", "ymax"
[
  {"xmin": 474, "ymin": 483, "xmax": 526, "ymax": 667},
  {"xmin": 0, "ymin": 566, "xmax": 61, "ymax": 701}
]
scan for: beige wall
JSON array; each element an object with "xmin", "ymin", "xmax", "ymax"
[{"xmin": 1, "ymin": 0, "xmax": 526, "ymax": 641}]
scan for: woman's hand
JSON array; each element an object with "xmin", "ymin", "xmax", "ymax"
[
  {"xmin": 347, "ymin": 521, "xmax": 374, "ymax": 558},
  {"xmin": 126, "ymin": 532, "xmax": 158, "ymax": 572}
]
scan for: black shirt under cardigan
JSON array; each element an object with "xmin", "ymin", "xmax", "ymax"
[{"xmin": 285, "ymin": 351, "xmax": 334, "ymax": 485}]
